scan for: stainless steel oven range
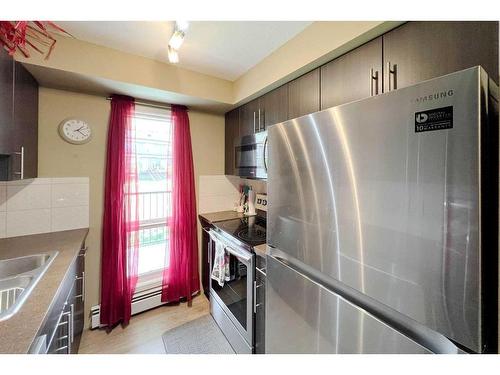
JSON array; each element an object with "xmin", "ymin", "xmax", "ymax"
[{"xmin": 208, "ymin": 215, "xmax": 267, "ymax": 353}]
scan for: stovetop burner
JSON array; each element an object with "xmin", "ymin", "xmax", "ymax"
[
  {"xmin": 237, "ymin": 227, "xmax": 266, "ymax": 243},
  {"xmin": 213, "ymin": 215, "xmax": 266, "ymax": 247}
]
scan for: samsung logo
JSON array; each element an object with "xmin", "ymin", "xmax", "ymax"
[{"xmin": 416, "ymin": 89, "xmax": 454, "ymax": 103}]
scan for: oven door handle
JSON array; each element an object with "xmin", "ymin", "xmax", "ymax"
[{"xmin": 225, "ymin": 245, "xmax": 253, "ymax": 264}]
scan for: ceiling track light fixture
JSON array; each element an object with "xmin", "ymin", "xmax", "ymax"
[
  {"xmin": 167, "ymin": 21, "xmax": 188, "ymax": 63},
  {"xmin": 167, "ymin": 45, "xmax": 179, "ymax": 64}
]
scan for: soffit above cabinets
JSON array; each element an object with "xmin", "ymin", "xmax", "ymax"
[{"xmin": 55, "ymin": 21, "xmax": 313, "ymax": 81}]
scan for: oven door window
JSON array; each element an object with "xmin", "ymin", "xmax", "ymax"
[{"xmin": 211, "ymin": 252, "xmax": 248, "ymax": 330}]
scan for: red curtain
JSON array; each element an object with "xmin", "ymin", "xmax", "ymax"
[
  {"xmin": 100, "ymin": 95, "xmax": 140, "ymax": 327},
  {"xmin": 161, "ymin": 105, "xmax": 200, "ymax": 303}
]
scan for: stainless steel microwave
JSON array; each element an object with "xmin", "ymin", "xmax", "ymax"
[{"xmin": 234, "ymin": 131, "xmax": 267, "ymax": 179}]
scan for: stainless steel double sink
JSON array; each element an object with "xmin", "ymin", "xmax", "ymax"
[{"xmin": 0, "ymin": 252, "xmax": 58, "ymax": 321}]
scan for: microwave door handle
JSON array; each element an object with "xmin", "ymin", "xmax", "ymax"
[{"xmin": 263, "ymin": 137, "xmax": 268, "ymax": 172}]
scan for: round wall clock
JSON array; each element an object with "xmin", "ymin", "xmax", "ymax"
[{"xmin": 58, "ymin": 118, "xmax": 92, "ymax": 144}]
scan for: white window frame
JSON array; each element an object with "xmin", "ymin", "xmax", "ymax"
[{"xmin": 131, "ymin": 104, "xmax": 172, "ymax": 292}]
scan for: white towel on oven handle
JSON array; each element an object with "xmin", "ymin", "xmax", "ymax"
[{"xmin": 209, "ymin": 231, "xmax": 230, "ymax": 287}]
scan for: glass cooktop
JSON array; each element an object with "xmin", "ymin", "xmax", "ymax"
[{"xmin": 214, "ymin": 215, "xmax": 267, "ymax": 247}]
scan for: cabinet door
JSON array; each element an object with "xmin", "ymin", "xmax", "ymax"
[
  {"xmin": 261, "ymin": 84, "xmax": 288, "ymax": 129},
  {"xmin": 47, "ymin": 307, "xmax": 71, "ymax": 354},
  {"xmin": 224, "ymin": 108, "xmax": 239, "ymax": 175},
  {"xmin": 0, "ymin": 51, "xmax": 14, "ymax": 155},
  {"xmin": 239, "ymin": 99, "xmax": 259, "ymax": 137},
  {"xmin": 199, "ymin": 220, "xmax": 211, "ymax": 299},
  {"xmin": 288, "ymin": 68, "xmax": 320, "ymax": 119},
  {"xmin": 13, "ymin": 62, "xmax": 38, "ymax": 179},
  {"xmin": 254, "ymin": 260, "xmax": 266, "ymax": 354},
  {"xmin": 383, "ymin": 21, "xmax": 499, "ymax": 92},
  {"xmin": 72, "ymin": 248, "xmax": 86, "ymax": 353},
  {"xmin": 321, "ymin": 37, "xmax": 382, "ymax": 110}
]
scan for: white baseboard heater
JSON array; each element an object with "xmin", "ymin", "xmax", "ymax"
[{"xmin": 90, "ymin": 286, "xmax": 165, "ymax": 329}]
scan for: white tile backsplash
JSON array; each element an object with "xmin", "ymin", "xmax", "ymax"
[
  {"xmin": 51, "ymin": 206, "xmax": 89, "ymax": 232},
  {"xmin": 0, "ymin": 184, "xmax": 6, "ymax": 212},
  {"xmin": 0, "ymin": 177, "xmax": 89, "ymax": 238},
  {"xmin": 6, "ymin": 209, "xmax": 51, "ymax": 237},
  {"xmin": 0, "ymin": 212, "xmax": 6, "ymax": 238},
  {"xmin": 199, "ymin": 175, "xmax": 239, "ymax": 197},
  {"xmin": 51, "ymin": 183, "xmax": 89, "ymax": 207},
  {"xmin": 198, "ymin": 175, "xmax": 266, "ymax": 215},
  {"xmin": 6, "ymin": 184, "xmax": 51, "ymax": 211},
  {"xmin": 6, "ymin": 177, "xmax": 52, "ymax": 186},
  {"xmin": 51, "ymin": 177, "xmax": 90, "ymax": 184}
]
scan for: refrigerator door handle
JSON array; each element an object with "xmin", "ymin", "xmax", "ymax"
[{"xmin": 267, "ymin": 248, "xmax": 463, "ymax": 354}]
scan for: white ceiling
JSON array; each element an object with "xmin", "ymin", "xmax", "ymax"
[{"xmin": 55, "ymin": 21, "xmax": 312, "ymax": 81}]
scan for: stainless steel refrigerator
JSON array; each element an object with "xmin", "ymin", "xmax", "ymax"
[{"xmin": 266, "ymin": 67, "xmax": 499, "ymax": 354}]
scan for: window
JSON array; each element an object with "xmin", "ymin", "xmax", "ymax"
[{"xmin": 131, "ymin": 105, "xmax": 172, "ymax": 286}]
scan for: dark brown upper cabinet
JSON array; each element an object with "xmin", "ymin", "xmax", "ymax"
[
  {"xmin": 239, "ymin": 98, "xmax": 261, "ymax": 137},
  {"xmin": 321, "ymin": 37, "xmax": 383, "ymax": 110},
  {"xmin": 13, "ymin": 62, "xmax": 38, "ymax": 179},
  {"xmin": 288, "ymin": 68, "xmax": 320, "ymax": 119},
  {"xmin": 0, "ymin": 51, "xmax": 14, "ymax": 157},
  {"xmin": 0, "ymin": 54, "xmax": 38, "ymax": 181},
  {"xmin": 260, "ymin": 84, "xmax": 289, "ymax": 129},
  {"xmin": 224, "ymin": 108, "xmax": 239, "ymax": 175},
  {"xmin": 383, "ymin": 21, "xmax": 499, "ymax": 92}
]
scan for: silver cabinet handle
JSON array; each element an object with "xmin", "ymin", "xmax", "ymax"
[
  {"xmin": 81, "ymin": 271, "xmax": 85, "ymax": 302},
  {"xmin": 20, "ymin": 146, "xmax": 24, "ymax": 179},
  {"xmin": 387, "ymin": 62, "xmax": 397, "ymax": 91},
  {"xmin": 370, "ymin": 68, "xmax": 379, "ymax": 96},
  {"xmin": 59, "ymin": 309, "xmax": 71, "ymax": 354},
  {"xmin": 253, "ymin": 280, "xmax": 257, "ymax": 313},
  {"xmin": 253, "ymin": 111, "xmax": 256, "ymax": 133},
  {"xmin": 75, "ymin": 271, "xmax": 85, "ymax": 302},
  {"xmin": 76, "ymin": 247, "xmax": 86, "ymax": 302},
  {"xmin": 253, "ymin": 280, "xmax": 263, "ymax": 313},
  {"xmin": 256, "ymin": 266, "xmax": 267, "ymax": 275},
  {"xmin": 258, "ymin": 109, "xmax": 261, "ymax": 132},
  {"xmin": 13, "ymin": 146, "xmax": 24, "ymax": 179},
  {"xmin": 70, "ymin": 304, "xmax": 74, "ymax": 344}
]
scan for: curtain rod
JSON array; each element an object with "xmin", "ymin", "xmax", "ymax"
[{"xmin": 106, "ymin": 96, "xmax": 172, "ymax": 110}]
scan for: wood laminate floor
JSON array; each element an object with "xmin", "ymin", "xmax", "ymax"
[{"xmin": 78, "ymin": 295, "xmax": 210, "ymax": 354}]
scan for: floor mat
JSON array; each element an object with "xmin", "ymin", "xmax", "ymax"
[{"xmin": 162, "ymin": 314, "xmax": 236, "ymax": 354}]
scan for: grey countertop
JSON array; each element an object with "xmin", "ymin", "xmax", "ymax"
[
  {"xmin": 199, "ymin": 211, "xmax": 267, "ymax": 259},
  {"xmin": 199, "ymin": 210, "xmax": 245, "ymax": 224},
  {"xmin": 0, "ymin": 228, "xmax": 89, "ymax": 353},
  {"xmin": 254, "ymin": 243, "xmax": 267, "ymax": 259}
]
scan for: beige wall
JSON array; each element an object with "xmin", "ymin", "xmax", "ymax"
[
  {"xmin": 17, "ymin": 22, "xmax": 402, "ymax": 113},
  {"xmin": 38, "ymin": 87, "xmax": 224, "ymax": 328},
  {"xmin": 18, "ymin": 36, "xmax": 233, "ymax": 106},
  {"xmin": 233, "ymin": 21, "xmax": 402, "ymax": 103}
]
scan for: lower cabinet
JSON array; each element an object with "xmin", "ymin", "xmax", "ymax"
[
  {"xmin": 199, "ymin": 218, "xmax": 212, "ymax": 299},
  {"xmin": 254, "ymin": 255, "xmax": 266, "ymax": 354},
  {"xmin": 29, "ymin": 246, "xmax": 86, "ymax": 354}
]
